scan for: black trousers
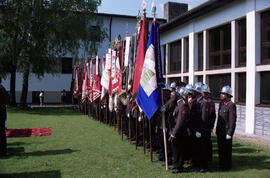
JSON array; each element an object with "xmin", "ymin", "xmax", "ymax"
[
  {"xmin": 193, "ymin": 136, "xmax": 208, "ymax": 169},
  {"xmin": 172, "ymin": 136, "xmax": 185, "ymax": 169},
  {"xmin": 0, "ymin": 118, "xmax": 7, "ymax": 155},
  {"xmin": 217, "ymin": 135, "xmax": 232, "ymax": 169}
]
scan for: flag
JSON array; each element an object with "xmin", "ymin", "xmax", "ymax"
[
  {"xmin": 82, "ymin": 62, "xmax": 89, "ymax": 101},
  {"xmin": 101, "ymin": 50, "xmax": 111, "ymax": 91},
  {"xmin": 93, "ymin": 56, "xmax": 101, "ymax": 101},
  {"xmin": 73, "ymin": 65, "xmax": 82, "ymax": 98},
  {"xmin": 101, "ymin": 56, "xmax": 107, "ymax": 100},
  {"xmin": 132, "ymin": 20, "xmax": 149, "ymax": 95},
  {"xmin": 136, "ymin": 22, "xmax": 162, "ymax": 119},
  {"xmin": 88, "ymin": 59, "xmax": 94, "ymax": 102}
]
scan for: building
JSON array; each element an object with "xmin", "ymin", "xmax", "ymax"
[
  {"xmin": 2, "ymin": 13, "xmax": 164, "ymax": 105},
  {"xmin": 160, "ymin": 0, "xmax": 270, "ymax": 139}
]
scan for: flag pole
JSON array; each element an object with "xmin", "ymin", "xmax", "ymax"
[
  {"xmin": 148, "ymin": 118, "xmax": 152, "ymax": 162},
  {"xmin": 142, "ymin": 113, "xmax": 146, "ymax": 154},
  {"xmin": 161, "ymin": 89, "xmax": 168, "ymax": 171}
]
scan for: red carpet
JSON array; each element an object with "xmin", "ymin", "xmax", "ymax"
[{"xmin": 6, "ymin": 128, "xmax": 52, "ymax": 137}]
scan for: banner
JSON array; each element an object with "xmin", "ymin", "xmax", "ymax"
[
  {"xmin": 93, "ymin": 56, "xmax": 101, "ymax": 101},
  {"xmin": 136, "ymin": 22, "xmax": 161, "ymax": 119},
  {"xmin": 132, "ymin": 20, "xmax": 149, "ymax": 95}
]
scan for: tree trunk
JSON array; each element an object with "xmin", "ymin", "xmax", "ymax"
[
  {"xmin": 9, "ymin": 69, "xmax": 17, "ymax": 107},
  {"xmin": 20, "ymin": 67, "xmax": 30, "ymax": 108}
]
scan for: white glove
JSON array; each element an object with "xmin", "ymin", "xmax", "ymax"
[
  {"xmin": 127, "ymin": 113, "xmax": 130, "ymax": 118},
  {"xmin": 187, "ymin": 128, "xmax": 191, "ymax": 136},
  {"xmin": 195, "ymin": 131, "xmax": 201, "ymax": 138},
  {"xmin": 226, "ymin": 134, "xmax": 232, "ymax": 140},
  {"xmin": 160, "ymin": 105, "xmax": 166, "ymax": 112},
  {"xmin": 138, "ymin": 116, "xmax": 142, "ymax": 122}
]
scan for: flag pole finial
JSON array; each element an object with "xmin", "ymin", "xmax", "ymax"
[
  {"xmin": 126, "ymin": 23, "xmax": 129, "ymax": 36},
  {"xmin": 151, "ymin": 1, "xmax": 156, "ymax": 22},
  {"xmin": 142, "ymin": 0, "xmax": 146, "ymax": 20}
]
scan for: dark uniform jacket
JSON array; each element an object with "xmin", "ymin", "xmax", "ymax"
[
  {"xmin": 164, "ymin": 91, "xmax": 178, "ymax": 130},
  {"xmin": 0, "ymin": 84, "xmax": 7, "ymax": 119},
  {"xmin": 172, "ymin": 99, "xmax": 189, "ymax": 137},
  {"xmin": 216, "ymin": 100, "xmax": 237, "ymax": 137},
  {"xmin": 189, "ymin": 97, "xmax": 210, "ymax": 136},
  {"xmin": 207, "ymin": 97, "xmax": 216, "ymax": 130}
]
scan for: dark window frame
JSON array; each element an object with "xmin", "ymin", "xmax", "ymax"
[
  {"xmin": 261, "ymin": 10, "xmax": 270, "ymax": 64},
  {"xmin": 184, "ymin": 37, "xmax": 189, "ymax": 73},
  {"xmin": 198, "ymin": 32, "xmax": 203, "ymax": 71},
  {"xmin": 169, "ymin": 40, "xmax": 181, "ymax": 74},
  {"xmin": 208, "ymin": 74, "xmax": 231, "ymax": 100},
  {"xmin": 261, "ymin": 71, "xmax": 270, "ymax": 104},
  {"xmin": 208, "ymin": 24, "xmax": 231, "ymax": 70},
  {"xmin": 237, "ymin": 72, "xmax": 246, "ymax": 103},
  {"xmin": 237, "ymin": 18, "xmax": 246, "ymax": 67},
  {"xmin": 162, "ymin": 45, "xmax": 166, "ymax": 75}
]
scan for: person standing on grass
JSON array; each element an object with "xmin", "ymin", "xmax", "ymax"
[
  {"xmin": 61, "ymin": 89, "xmax": 66, "ymax": 105},
  {"xmin": 0, "ymin": 77, "xmax": 8, "ymax": 156},
  {"xmin": 39, "ymin": 90, "xmax": 44, "ymax": 106},
  {"xmin": 216, "ymin": 85, "xmax": 237, "ymax": 171}
]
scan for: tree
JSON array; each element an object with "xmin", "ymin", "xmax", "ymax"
[{"xmin": 0, "ymin": 0, "xmax": 106, "ymax": 107}]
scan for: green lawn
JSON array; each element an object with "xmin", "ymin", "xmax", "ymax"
[{"xmin": 1, "ymin": 108, "xmax": 270, "ymax": 178}]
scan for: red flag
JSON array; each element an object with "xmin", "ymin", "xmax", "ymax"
[
  {"xmin": 93, "ymin": 56, "xmax": 101, "ymax": 101},
  {"xmin": 82, "ymin": 62, "xmax": 89, "ymax": 101},
  {"xmin": 88, "ymin": 59, "xmax": 94, "ymax": 102},
  {"xmin": 132, "ymin": 20, "xmax": 149, "ymax": 95},
  {"xmin": 112, "ymin": 51, "xmax": 120, "ymax": 94}
]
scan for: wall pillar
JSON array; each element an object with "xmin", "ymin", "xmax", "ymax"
[{"xmin": 246, "ymin": 11, "xmax": 260, "ymax": 134}]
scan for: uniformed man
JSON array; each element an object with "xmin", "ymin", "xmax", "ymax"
[
  {"xmin": 0, "ymin": 77, "xmax": 8, "ymax": 156},
  {"xmin": 189, "ymin": 82, "xmax": 210, "ymax": 172},
  {"xmin": 216, "ymin": 85, "xmax": 236, "ymax": 171},
  {"xmin": 202, "ymin": 84, "xmax": 216, "ymax": 162},
  {"xmin": 169, "ymin": 87, "xmax": 189, "ymax": 174}
]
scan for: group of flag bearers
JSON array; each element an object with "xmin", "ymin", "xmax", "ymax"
[{"xmin": 72, "ymin": 1, "xmax": 236, "ymax": 174}]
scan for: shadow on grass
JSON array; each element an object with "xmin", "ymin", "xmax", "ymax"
[
  {"xmin": 8, "ymin": 107, "xmax": 82, "ymax": 116},
  {"xmin": 0, "ymin": 170, "xmax": 61, "ymax": 178},
  {"xmin": 4, "ymin": 148, "xmax": 78, "ymax": 158},
  {"xmin": 210, "ymin": 135, "xmax": 270, "ymax": 172}
]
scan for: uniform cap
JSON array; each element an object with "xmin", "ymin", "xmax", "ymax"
[
  {"xmin": 202, "ymin": 84, "xmax": 211, "ymax": 93},
  {"xmin": 177, "ymin": 87, "xmax": 189, "ymax": 100},
  {"xmin": 220, "ymin": 85, "xmax": 232, "ymax": 96},
  {"xmin": 193, "ymin": 82, "xmax": 203, "ymax": 93},
  {"xmin": 170, "ymin": 82, "xmax": 176, "ymax": 89},
  {"xmin": 185, "ymin": 84, "xmax": 193, "ymax": 94}
]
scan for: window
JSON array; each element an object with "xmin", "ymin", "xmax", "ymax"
[
  {"xmin": 261, "ymin": 10, "xmax": 270, "ymax": 64},
  {"xmin": 238, "ymin": 18, "xmax": 246, "ymax": 67},
  {"xmin": 237, "ymin": 73, "xmax": 246, "ymax": 102},
  {"xmin": 61, "ymin": 58, "xmax": 73, "ymax": 74},
  {"xmin": 209, "ymin": 24, "xmax": 231, "ymax": 69},
  {"xmin": 261, "ymin": 72, "xmax": 270, "ymax": 104},
  {"xmin": 162, "ymin": 45, "xmax": 166, "ymax": 74},
  {"xmin": 197, "ymin": 75, "xmax": 203, "ymax": 83},
  {"xmin": 169, "ymin": 40, "xmax": 181, "ymax": 73},
  {"xmin": 198, "ymin": 32, "xmax": 203, "ymax": 71},
  {"xmin": 184, "ymin": 37, "xmax": 189, "ymax": 73},
  {"xmin": 183, "ymin": 76, "xmax": 189, "ymax": 84},
  {"xmin": 208, "ymin": 74, "xmax": 231, "ymax": 99}
]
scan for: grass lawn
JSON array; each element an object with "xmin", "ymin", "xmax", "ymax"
[{"xmin": 1, "ymin": 108, "xmax": 270, "ymax": 178}]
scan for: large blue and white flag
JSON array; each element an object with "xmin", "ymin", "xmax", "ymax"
[{"xmin": 136, "ymin": 22, "xmax": 162, "ymax": 119}]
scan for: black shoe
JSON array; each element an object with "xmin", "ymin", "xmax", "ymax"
[
  {"xmin": 172, "ymin": 169, "xmax": 183, "ymax": 174},
  {"xmin": 218, "ymin": 167, "xmax": 230, "ymax": 172},
  {"xmin": 199, "ymin": 169, "xmax": 208, "ymax": 173}
]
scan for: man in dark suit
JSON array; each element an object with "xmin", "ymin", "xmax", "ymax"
[
  {"xmin": 0, "ymin": 77, "xmax": 8, "ymax": 156},
  {"xmin": 216, "ymin": 85, "xmax": 237, "ymax": 171},
  {"xmin": 202, "ymin": 84, "xmax": 216, "ymax": 162},
  {"xmin": 189, "ymin": 82, "xmax": 210, "ymax": 172},
  {"xmin": 169, "ymin": 87, "xmax": 189, "ymax": 174}
]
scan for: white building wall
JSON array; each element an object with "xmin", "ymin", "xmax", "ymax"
[{"xmin": 160, "ymin": 0, "xmax": 270, "ymax": 137}]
